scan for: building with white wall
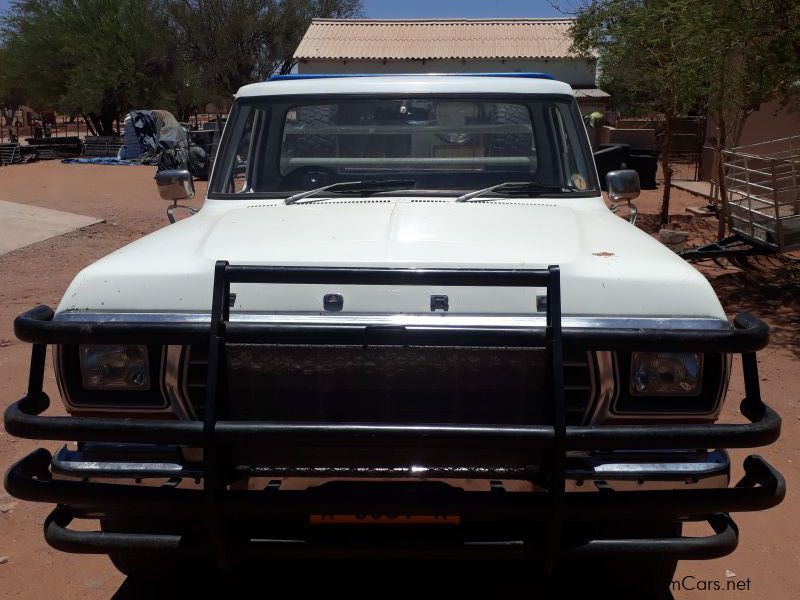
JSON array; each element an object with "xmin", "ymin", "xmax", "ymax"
[{"xmin": 294, "ymin": 18, "xmax": 608, "ymax": 113}]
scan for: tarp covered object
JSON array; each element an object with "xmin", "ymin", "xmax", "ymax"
[
  {"xmin": 152, "ymin": 110, "xmax": 186, "ymax": 150},
  {"xmin": 118, "ymin": 114, "xmax": 144, "ymax": 160},
  {"xmin": 130, "ymin": 110, "xmax": 160, "ymax": 157},
  {"xmin": 62, "ymin": 157, "xmax": 136, "ymax": 166},
  {"xmin": 115, "ymin": 109, "xmax": 207, "ymax": 178}
]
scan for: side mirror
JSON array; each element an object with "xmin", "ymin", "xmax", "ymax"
[
  {"xmin": 156, "ymin": 169, "xmax": 195, "ymax": 201},
  {"xmin": 606, "ymin": 169, "xmax": 640, "ymax": 202},
  {"xmin": 606, "ymin": 169, "xmax": 640, "ymax": 225},
  {"xmin": 155, "ymin": 169, "xmax": 197, "ymax": 223}
]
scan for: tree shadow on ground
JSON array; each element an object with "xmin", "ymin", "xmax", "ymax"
[
  {"xmin": 635, "ymin": 212, "xmax": 800, "ymax": 358},
  {"xmin": 109, "ymin": 567, "xmax": 675, "ymax": 600},
  {"xmin": 703, "ymin": 256, "xmax": 800, "ymax": 357}
]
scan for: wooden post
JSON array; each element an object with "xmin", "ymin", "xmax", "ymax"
[
  {"xmin": 790, "ymin": 138, "xmax": 799, "ymax": 216},
  {"xmin": 659, "ymin": 112, "xmax": 674, "ymax": 225}
]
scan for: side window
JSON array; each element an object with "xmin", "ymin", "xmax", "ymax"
[
  {"xmin": 549, "ymin": 104, "xmax": 591, "ymax": 190},
  {"xmin": 221, "ymin": 106, "xmax": 270, "ymax": 194},
  {"xmin": 229, "ymin": 114, "xmax": 253, "ymax": 193}
]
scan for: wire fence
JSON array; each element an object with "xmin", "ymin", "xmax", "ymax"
[{"xmin": 0, "ymin": 116, "xmax": 93, "ymax": 143}]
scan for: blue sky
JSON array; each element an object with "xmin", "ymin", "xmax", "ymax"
[{"xmin": 0, "ymin": 0, "xmax": 567, "ymax": 18}]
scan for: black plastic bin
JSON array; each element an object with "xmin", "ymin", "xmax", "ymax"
[
  {"xmin": 626, "ymin": 151, "xmax": 659, "ymax": 189},
  {"xmin": 594, "ymin": 144, "xmax": 659, "ymax": 190},
  {"xmin": 593, "ymin": 144, "xmax": 629, "ymax": 190}
]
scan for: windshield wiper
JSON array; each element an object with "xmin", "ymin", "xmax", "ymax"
[
  {"xmin": 455, "ymin": 181, "xmax": 577, "ymax": 202},
  {"xmin": 284, "ymin": 180, "xmax": 416, "ymax": 205}
]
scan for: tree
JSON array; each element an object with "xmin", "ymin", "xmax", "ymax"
[
  {"xmin": 570, "ymin": 1, "xmax": 800, "ymax": 231},
  {"xmin": 570, "ymin": 1, "xmax": 709, "ymax": 225},
  {"xmin": 169, "ymin": 0, "xmax": 363, "ymax": 103},
  {"xmin": 0, "ymin": 49, "xmax": 26, "ymax": 126},
  {"xmin": 0, "ymin": 0, "xmax": 187, "ymax": 135},
  {"xmin": 0, "ymin": 0, "xmax": 363, "ymax": 134},
  {"xmin": 691, "ymin": 1, "xmax": 800, "ymax": 238}
]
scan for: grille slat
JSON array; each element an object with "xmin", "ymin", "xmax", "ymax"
[{"xmin": 183, "ymin": 344, "xmax": 594, "ymax": 425}]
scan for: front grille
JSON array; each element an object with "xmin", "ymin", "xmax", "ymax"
[{"xmin": 183, "ymin": 344, "xmax": 595, "ymax": 425}]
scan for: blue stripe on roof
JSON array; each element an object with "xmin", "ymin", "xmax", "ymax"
[{"xmin": 268, "ymin": 72, "xmax": 556, "ymax": 81}]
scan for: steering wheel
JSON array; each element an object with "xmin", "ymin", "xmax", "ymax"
[{"xmin": 279, "ymin": 166, "xmax": 337, "ymax": 191}]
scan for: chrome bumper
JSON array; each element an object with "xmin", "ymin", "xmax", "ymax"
[{"xmin": 52, "ymin": 443, "xmax": 730, "ymax": 492}]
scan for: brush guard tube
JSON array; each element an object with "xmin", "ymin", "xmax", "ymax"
[{"xmin": 3, "ymin": 264, "xmax": 784, "ymax": 570}]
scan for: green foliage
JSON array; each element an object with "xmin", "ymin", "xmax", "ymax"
[
  {"xmin": 570, "ymin": 0, "xmax": 800, "ymax": 142},
  {"xmin": 768, "ymin": 1, "xmax": 800, "ymax": 108},
  {"xmin": 168, "ymin": 0, "xmax": 363, "ymax": 102},
  {"xmin": 694, "ymin": 0, "xmax": 799, "ymax": 145},
  {"xmin": 583, "ymin": 111, "xmax": 605, "ymax": 129},
  {"xmin": 0, "ymin": 48, "xmax": 26, "ymax": 123},
  {"xmin": 570, "ymin": 1, "xmax": 708, "ymax": 118},
  {"xmin": 570, "ymin": 1, "xmax": 713, "ymax": 222},
  {"xmin": 0, "ymin": 0, "xmax": 183, "ymax": 134},
  {"xmin": 569, "ymin": 0, "xmax": 800, "ymax": 226},
  {"xmin": 0, "ymin": 0, "xmax": 363, "ymax": 133}
]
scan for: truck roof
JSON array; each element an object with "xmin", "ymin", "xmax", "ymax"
[{"xmin": 236, "ymin": 73, "xmax": 575, "ymax": 98}]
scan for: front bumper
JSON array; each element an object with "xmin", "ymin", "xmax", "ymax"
[
  {"xmin": 2, "ymin": 265, "xmax": 787, "ymax": 567},
  {"xmin": 49, "ymin": 443, "xmax": 732, "ymax": 491},
  {"xmin": 5, "ymin": 447, "xmax": 782, "ymax": 561}
]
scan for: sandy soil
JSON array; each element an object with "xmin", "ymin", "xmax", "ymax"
[{"xmin": 0, "ymin": 162, "xmax": 797, "ymax": 598}]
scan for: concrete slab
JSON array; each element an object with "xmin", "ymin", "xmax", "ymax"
[
  {"xmin": 0, "ymin": 200, "xmax": 102, "ymax": 255},
  {"xmin": 671, "ymin": 180, "xmax": 714, "ymax": 200},
  {"xmin": 686, "ymin": 205, "xmax": 715, "ymax": 217}
]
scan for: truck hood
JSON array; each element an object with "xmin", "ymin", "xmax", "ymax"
[{"xmin": 58, "ymin": 199, "xmax": 725, "ymax": 319}]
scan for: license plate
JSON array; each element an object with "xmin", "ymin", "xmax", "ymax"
[{"xmin": 309, "ymin": 514, "xmax": 460, "ymax": 525}]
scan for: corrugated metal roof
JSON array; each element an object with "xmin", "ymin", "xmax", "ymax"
[
  {"xmin": 294, "ymin": 19, "xmax": 580, "ymax": 61},
  {"xmin": 574, "ymin": 88, "xmax": 610, "ymax": 99}
]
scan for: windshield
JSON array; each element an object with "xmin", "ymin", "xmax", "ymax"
[{"xmin": 209, "ymin": 95, "xmax": 598, "ymax": 198}]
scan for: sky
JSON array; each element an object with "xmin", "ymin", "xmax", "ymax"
[{"xmin": 0, "ymin": 0, "xmax": 567, "ymax": 18}]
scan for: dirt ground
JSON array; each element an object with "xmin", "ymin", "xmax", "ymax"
[{"xmin": 0, "ymin": 162, "xmax": 797, "ymax": 599}]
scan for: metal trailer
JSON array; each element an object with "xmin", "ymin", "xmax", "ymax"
[{"xmin": 683, "ymin": 135, "xmax": 800, "ymax": 262}]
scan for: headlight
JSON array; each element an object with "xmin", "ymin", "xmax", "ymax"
[
  {"xmin": 630, "ymin": 352, "xmax": 703, "ymax": 396},
  {"xmin": 79, "ymin": 345, "xmax": 150, "ymax": 390}
]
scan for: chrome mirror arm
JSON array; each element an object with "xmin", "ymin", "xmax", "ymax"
[
  {"xmin": 167, "ymin": 201, "xmax": 198, "ymax": 224},
  {"xmin": 628, "ymin": 200, "xmax": 638, "ymax": 226},
  {"xmin": 609, "ymin": 200, "xmax": 638, "ymax": 226}
]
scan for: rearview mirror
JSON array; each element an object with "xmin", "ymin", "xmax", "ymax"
[
  {"xmin": 156, "ymin": 169, "xmax": 195, "ymax": 202},
  {"xmin": 156, "ymin": 169, "xmax": 197, "ymax": 223},
  {"xmin": 606, "ymin": 169, "xmax": 640, "ymax": 202}
]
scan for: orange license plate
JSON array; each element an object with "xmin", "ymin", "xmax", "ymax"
[{"xmin": 309, "ymin": 514, "xmax": 460, "ymax": 525}]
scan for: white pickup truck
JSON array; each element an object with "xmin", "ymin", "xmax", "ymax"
[{"xmin": 4, "ymin": 74, "xmax": 783, "ymax": 590}]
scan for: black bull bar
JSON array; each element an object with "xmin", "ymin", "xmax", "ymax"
[{"xmin": 3, "ymin": 263, "xmax": 785, "ymax": 568}]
